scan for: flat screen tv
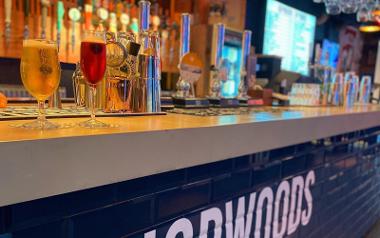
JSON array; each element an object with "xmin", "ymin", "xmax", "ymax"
[{"xmin": 263, "ymin": 0, "xmax": 317, "ymax": 75}]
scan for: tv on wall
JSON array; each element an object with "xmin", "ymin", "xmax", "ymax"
[{"xmin": 263, "ymin": 0, "xmax": 317, "ymax": 75}]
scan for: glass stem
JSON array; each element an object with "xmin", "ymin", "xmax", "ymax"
[
  {"xmin": 37, "ymin": 100, "xmax": 46, "ymax": 123},
  {"xmin": 90, "ymin": 85, "xmax": 97, "ymax": 121}
]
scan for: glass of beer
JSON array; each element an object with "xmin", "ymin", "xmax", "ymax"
[
  {"xmin": 20, "ymin": 39, "xmax": 61, "ymax": 129},
  {"xmin": 79, "ymin": 30, "xmax": 109, "ymax": 128}
]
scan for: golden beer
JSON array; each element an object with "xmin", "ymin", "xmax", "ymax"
[{"xmin": 20, "ymin": 40, "xmax": 61, "ymax": 101}]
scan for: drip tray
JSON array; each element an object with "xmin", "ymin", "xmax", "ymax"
[
  {"xmin": 168, "ymin": 107, "xmax": 298, "ymax": 116},
  {"xmin": 0, "ymin": 106, "xmax": 166, "ymax": 121}
]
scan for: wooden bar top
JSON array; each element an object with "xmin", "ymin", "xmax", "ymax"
[{"xmin": 1, "ymin": 105, "xmax": 380, "ymax": 207}]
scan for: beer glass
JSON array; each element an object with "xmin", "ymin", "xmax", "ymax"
[
  {"xmin": 79, "ymin": 30, "xmax": 109, "ymax": 128},
  {"xmin": 20, "ymin": 39, "xmax": 61, "ymax": 129}
]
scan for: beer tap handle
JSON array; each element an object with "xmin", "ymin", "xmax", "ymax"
[
  {"xmin": 214, "ymin": 23, "xmax": 225, "ymax": 68},
  {"xmin": 84, "ymin": 4, "xmax": 93, "ymax": 30},
  {"xmin": 179, "ymin": 13, "xmax": 191, "ymax": 60},
  {"xmin": 68, "ymin": 7, "xmax": 81, "ymax": 53},
  {"xmin": 239, "ymin": 30, "xmax": 252, "ymax": 98},
  {"xmin": 57, "ymin": 1, "xmax": 65, "ymax": 51},
  {"xmin": 23, "ymin": 0, "xmax": 30, "ymax": 39},
  {"xmin": 4, "ymin": 0, "xmax": 12, "ymax": 46},
  {"xmin": 40, "ymin": 0, "xmax": 50, "ymax": 39}
]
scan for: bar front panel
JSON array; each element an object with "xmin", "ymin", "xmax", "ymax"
[{"xmin": 1, "ymin": 126, "xmax": 380, "ymax": 238}]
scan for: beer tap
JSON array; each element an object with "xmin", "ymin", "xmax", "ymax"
[
  {"xmin": 4, "ymin": 0, "xmax": 12, "ymax": 46},
  {"xmin": 238, "ymin": 30, "xmax": 252, "ymax": 100},
  {"xmin": 68, "ymin": 7, "xmax": 81, "ymax": 53},
  {"xmin": 23, "ymin": 0, "xmax": 30, "ymax": 39},
  {"xmin": 209, "ymin": 23, "xmax": 225, "ymax": 99},
  {"xmin": 84, "ymin": 3, "xmax": 93, "ymax": 30},
  {"xmin": 120, "ymin": 12, "xmax": 130, "ymax": 32},
  {"xmin": 56, "ymin": 1, "xmax": 65, "ymax": 50},
  {"xmin": 97, "ymin": 6, "xmax": 109, "ymax": 31},
  {"xmin": 138, "ymin": 0, "xmax": 150, "ymax": 49},
  {"xmin": 175, "ymin": 13, "xmax": 191, "ymax": 98},
  {"xmin": 40, "ymin": 0, "xmax": 50, "ymax": 39},
  {"xmin": 109, "ymin": 13, "xmax": 117, "ymax": 33}
]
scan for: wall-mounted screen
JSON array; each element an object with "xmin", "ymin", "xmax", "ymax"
[{"xmin": 263, "ymin": 0, "xmax": 316, "ymax": 75}]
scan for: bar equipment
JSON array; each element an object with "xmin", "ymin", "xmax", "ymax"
[
  {"xmin": 41, "ymin": 0, "xmax": 50, "ymax": 39},
  {"xmin": 120, "ymin": 13, "xmax": 130, "ymax": 32},
  {"xmin": 72, "ymin": 63, "xmax": 86, "ymax": 108},
  {"xmin": 4, "ymin": 0, "xmax": 12, "ymax": 46},
  {"xmin": 23, "ymin": 0, "xmax": 30, "ymax": 39},
  {"xmin": 131, "ymin": 0, "xmax": 161, "ymax": 113},
  {"xmin": 208, "ymin": 23, "xmax": 239, "ymax": 107},
  {"xmin": 359, "ymin": 76, "xmax": 372, "ymax": 104},
  {"xmin": 238, "ymin": 30, "xmax": 253, "ymax": 106},
  {"xmin": 84, "ymin": 4, "xmax": 93, "ymax": 30},
  {"xmin": 56, "ymin": 1, "xmax": 65, "ymax": 50},
  {"xmin": 68, "ymin": 7, "xmax": 81, "ymax": 53},
  {"xmin": 105, "ymin": 32, "xmax": 140, "ymax": 112},
  {"xmin": 173, "ymin": 13, "xmax": 209, "ymax": 108}
]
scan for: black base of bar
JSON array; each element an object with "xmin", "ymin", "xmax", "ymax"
[
  {"xmin": 173, "ymin": 97, "xmax": 210, "ymax": 108},
  {"xmin": 209, "ymin": 98, "xmax": 240, "ymax": 108}
]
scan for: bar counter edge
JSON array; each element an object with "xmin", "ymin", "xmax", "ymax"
[{"xmin": 0, "ymin": 107, "xmax": 379, "ymax": 207}]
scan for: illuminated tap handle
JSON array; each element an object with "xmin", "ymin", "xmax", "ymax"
[
  {"xmin": 139, "ymin": 0, "xmax": 150, "ymax": 32},
  {"xmin": 239, "ymin": 30, "xmax": 252, "ymax": 98},
  {"xmin": 84, "ymin": 4, "xmax": 93, "ymax": 30},
  {"xmin": 179, "ymin": 13, "xmax": 191, "ymax": 60},
  {"xmin": 57, "ymin": 1, "xmax": 65, "ymax": 50},
  {"xmin": 41, "ymin": 0, "xmax": 50, "ymax": 39},
  {"xmin": 23, "ymin": 0, "xmax": 30, "ymax": 39},
  {"xmin": 4, "ymin": 0, "xmax": 12, "ymax": 45},
  {"xmin": 68, "ymin": 7, "xmax": 81, "ymax": 52},
  {"xmin": 120, "ymin": 13, "xmax": 130, "ymax": 32},
  {"xmin": 214, "ymin": 23, "xmax": 225, "ymax": 68},
  {"xmin": 138, "ymin": 0, "xmax": 151, "ymax": 50},
  {"xmin": 109, "ymin": 13, "xmax": 117, "ymax": 33}
]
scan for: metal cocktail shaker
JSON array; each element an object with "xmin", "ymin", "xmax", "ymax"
[{"xmin": 131, "ymin": 0, "xmax": 161, "ymax": 113}]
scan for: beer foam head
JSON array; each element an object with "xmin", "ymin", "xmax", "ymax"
[{"xmin": 23, "ymin": 39, "xmax": 57, "ymax": 49}]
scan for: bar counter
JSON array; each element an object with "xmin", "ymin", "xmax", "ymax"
[{"xmin": 2, "ymin": 106, "xmax": 380, "ymax": 238}]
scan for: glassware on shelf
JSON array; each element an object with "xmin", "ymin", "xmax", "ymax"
[
  {"xmin": 340, "ymin": 0, "xmax": 360, "ymax": 14},
  {"xmin": 325, "ymin": 0, "xmax": 342, "ymax": 15},
  {"xmin": 79, "ymin": 30, "xmax": 109, "ymax": 128},
  {"xmin": 19, "ymin": 39, "xmax": 61, "ymax": 130}
]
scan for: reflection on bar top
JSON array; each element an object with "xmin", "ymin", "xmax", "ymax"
[{"xmin": 0, "ymin": 105, "xmax": 379, "ymax": 143}]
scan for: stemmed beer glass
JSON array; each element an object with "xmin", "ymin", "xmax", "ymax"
[
  {"xmin": 79, "ymin": 30, "xmax": 109, "ymax": 128},
  {"xmin": 20, "ymin": 39, "xmax": 61, "ymax": 129}
]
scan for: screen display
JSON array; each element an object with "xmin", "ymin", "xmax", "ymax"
[
  {"xmin": 221, "ymin": 44, "xmax": 242, "ymax": 98},
  {"xmin": 220, "ymin": 30, "xmax": 243, "ymax": 98},
  {"xmin": 320, "ymin": 39, "xmax": 340, "ymax": 69},
  {"xmin": 263, "ymin": 0, "xmax": 316, "ymax": 75}
]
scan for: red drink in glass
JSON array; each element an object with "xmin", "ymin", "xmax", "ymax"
[{"xmin": 80, "ymin": 41, "xmax": 106, "ymax": 85}]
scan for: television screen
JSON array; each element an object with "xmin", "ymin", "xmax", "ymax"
[
  {"xmin": 320, "ymin": 39, "xmax": 340, "ymax": 69},
  {"xmin": 263, "ymin": 0, "xmax": 316, "ymax": 75}
]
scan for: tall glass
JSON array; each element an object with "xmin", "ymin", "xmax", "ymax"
[
  {"xmin": 20, "ymin": 39, "xmax": 61, "ymax": 129},
  {"xmin": 79, "ymin": 30, "xmax": 109, "ymax": 128}
]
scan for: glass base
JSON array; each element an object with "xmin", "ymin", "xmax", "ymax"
[
  {"xmin": 16, "ymin": 119, "xmax": 60, "ymax": 130},
  {"xmin": 78, "ymin": 118, "xmax": 111, "ymax": 129}
]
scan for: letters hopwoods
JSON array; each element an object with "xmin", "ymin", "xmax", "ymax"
[{"xmin": 145, "ymin": 170, "xmax": 315, "ymax": 238}]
